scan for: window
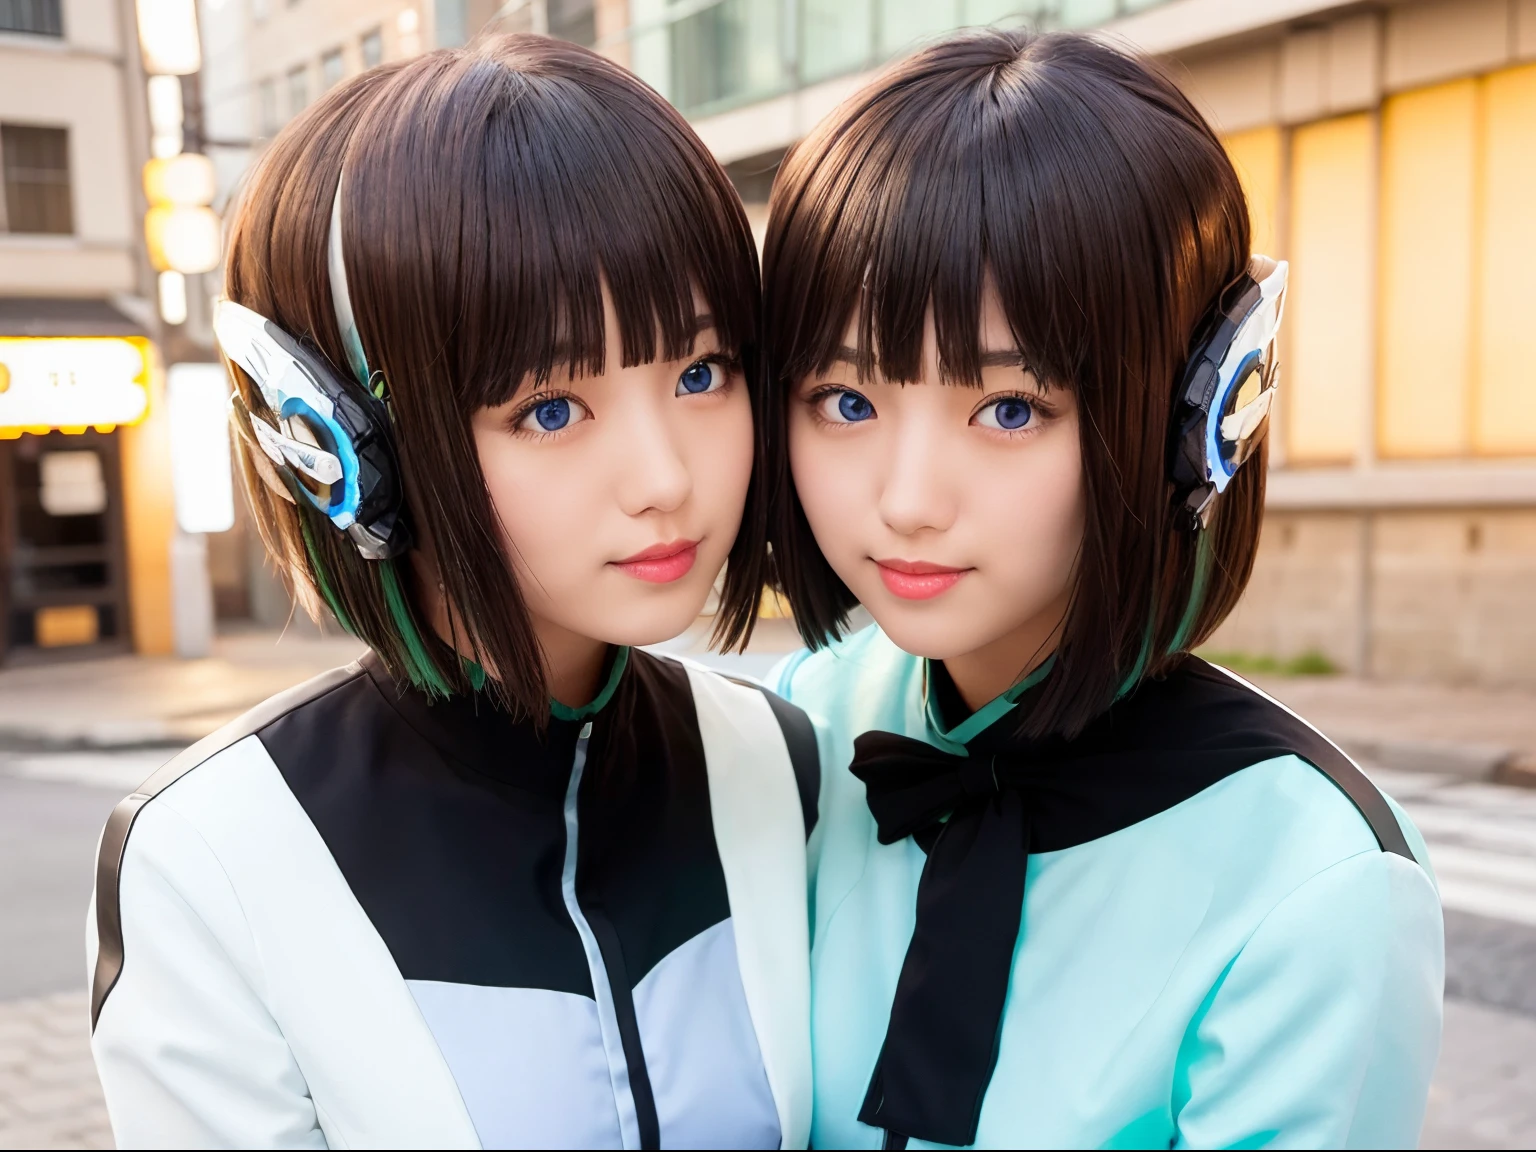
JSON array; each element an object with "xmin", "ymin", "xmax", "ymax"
[
  {"xmin": 361, "ymin": 27, "xmax": 383, "ymax": 68},
  {"xmin": 321, "ymin": 49, "xmax": 345, "ymax": 90},
  {"xmin": 0, "ymin": 0, "xmax": 64, "ymax": 36},
  {"xmin": 801, "ymin": 0, "xmax": 872, "ymax": 84},
  {"xmin": 287, "ymin": 65, "xmax": 309, "ymax": 118},
  {"xmin": 257, "ymin": 78, "xmax": 279, "ymax": 136},
  {"xmin": 548, "ymin": 0, "xmax": 596, "ymax": 47},
  {"xmin": 1, "ymin": 124, "xmax": 73, "ymax": 236},
  {"xmin": 436, "ymin": 0, "xmax": 466, "ymax": 48}
]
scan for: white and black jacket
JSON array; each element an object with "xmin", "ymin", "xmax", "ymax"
[{"xmin": 87, "ymin": 648, "xmax": 817, "ymax": 1149}]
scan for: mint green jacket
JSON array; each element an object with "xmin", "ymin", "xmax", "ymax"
[{"xmin": 772, "ymin": 626, "xmax": 1443, "ymax": 1150}]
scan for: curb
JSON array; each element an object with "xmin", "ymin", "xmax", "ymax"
[
  {"xmin": 1336, "ymin": 734, "xmax": 1526, "ymax": 786},
  {"xmin": 0, "ymin": 720, "xmax": 215, "ymax": 756}
]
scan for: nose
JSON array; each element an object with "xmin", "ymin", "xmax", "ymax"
[
  {"xmin": 614, "ymin": 394, "xmax": 692, "ymax": 517},
  {"xmin": 876, "ymin": 409, "xmax": 957, "ymax": 537}
]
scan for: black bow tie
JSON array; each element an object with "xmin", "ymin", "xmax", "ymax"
[{"xmin": 849, "ymin": 730, "xmax": 1038, "ymax": 1149}]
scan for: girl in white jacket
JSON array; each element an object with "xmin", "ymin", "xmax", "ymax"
[{"xmin": 88, "ymin": 34, "xmax": 813, "ymax": 1150}]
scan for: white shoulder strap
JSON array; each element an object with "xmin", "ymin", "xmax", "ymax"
[{"xmin": 683, "ymin": 663, "xmax": 813, "ymax": 1150}]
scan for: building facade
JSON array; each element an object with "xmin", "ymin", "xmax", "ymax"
[
  {"xmin": 0, "ymin": 0, "xmax": 176, "ymax": 664},
  {"xmin": 207, "ymin": 0, "xmax": 1536, "ymax": 688},
  {"xmin": 600, "ymin": 0, "xmax": 1536, "ymax": 689}
]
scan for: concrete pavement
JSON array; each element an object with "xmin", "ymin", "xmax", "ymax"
[{"xmin": 4, "ymin": 627, "xmax": 1536, "ymax": 1148}]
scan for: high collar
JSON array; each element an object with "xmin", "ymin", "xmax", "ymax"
[
  {"xmin": 358, "ymin": 647, "xmax": 630, "ymax": 795},
  {"xmin": 922, "ymin": 655, "xmax": 1054, "ymax": 752}
]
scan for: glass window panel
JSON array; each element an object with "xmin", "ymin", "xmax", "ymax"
[
  {"xmin": 549, "ymin": 0, "xmax": 597, "ymax": 46},
  {"xmin": 287, "ymin": 65, "xmax": 309, "ymax": 117},
  {"xmin": 258, "ymin": 79, "xmax": 279, "ymax": 135},
  {"xmin": 802, "ymin": 0, "xmax": 873, "ymax": 84},
  {"xmin": 1285, "ymin": 114, "xmax": 1372, "ymax": 465},
  {"xmin": 1378, "ymin": 79, "xmax": 1477, "ymax": 458},
  {"xmin": 878, "ymin": 0, "xmax": 961, "ymax": 57},
  {"xmin": 0, "ymin": 124, "xmax": 72, "ymax": 235},
  {"xmin": 630, "ymin": 0, "xmax": 672, "ymax": 102},
  {"xmin": 1055, "ymin": 0, "xmax": 1117, "ymax": 27},
  {"xmin": 360, "ymin": 28, "xmax": 383, "ymax": 67},
  {"xmin": 669, "ymin": 0, "xmax": 784, "ymax": 116},
  {"xmin": 0, "ymin": 0, "xmax": 64, "ymax": 36},
  {"xmin": 963, "ymin": 0, "xmax": 1038, "ymax": 27},
  {"xmin": 321, "ymin": 49, "xmax": 344, "ymax": 90},
  {"xmin": 1475, "ymin": 63, "xmax": 1536, "ymax": 455},
  {"xmin": 435, "ymin": 0, "xmax": 468, "ymax": 48}
]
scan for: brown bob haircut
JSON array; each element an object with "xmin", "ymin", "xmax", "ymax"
[
  {"xmin": 762, "ymin": 29, "xmax": 1263, "ymax": 739},
  {"xmin": 224, "ymin": 34, "xmax": 763, "ymax": 718}
]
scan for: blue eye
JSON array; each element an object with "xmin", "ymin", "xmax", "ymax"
[
  {"xmin": 517, "ymin": 394, "xmax": 591, "ymax": 434},
  {"xmin": 840, "ymin": 392, "xmax": 873, "ymax": 421},
  {"xmin": 677, "ymin": 359, "xmax": 724, "ymax": 395},
  {"xmin": 817, "ymin": 389, "xmax": 875, "ymax": 423},
  {"xmin": 535, "ymin": 398, "xmax": 570, "ymax": 430},
  {"xmin": 974, "ymin": 396, "xmax": 1033, "ymax": 431}
]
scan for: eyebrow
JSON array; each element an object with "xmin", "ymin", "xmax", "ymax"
[{"xmin": 829, "ymin": 346, "xmax": 1027, "ymax": 369}]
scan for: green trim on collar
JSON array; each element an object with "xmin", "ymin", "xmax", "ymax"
[
  {"xmin": 550, "ymin": 646, "xmax": 630, "ymax": 722},
  {"xmin": 925, "ymin": 655, "xmax": 1056, "ymax": 749}
]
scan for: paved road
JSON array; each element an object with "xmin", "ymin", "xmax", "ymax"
[{"xmin": 2, "ymin": 751, "xmax": 1533, "ymax": 1149}]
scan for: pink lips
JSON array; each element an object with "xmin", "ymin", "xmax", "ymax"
[
  {"xmin": 611, "ymin": 539, "xmax": 699, "ymax": 584},
  {"xmin": 874, "ymin": 558, "xmax": 971, "ymax": 600}
]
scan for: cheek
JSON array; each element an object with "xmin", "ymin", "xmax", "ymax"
[
  {"xmin": 710, "ymin": 389, "xmax": 755, "ymax": 506},
  {"xmin": 982, "ymin": 426, "xmax": 1085, "ymax": 588},
  {"xmin": 788, "ymin": 413, "xmax": 862, "ymax": 549},
  {"xmin": 471, "ymin": 429, "xmax": 572, "ymax": 582}
]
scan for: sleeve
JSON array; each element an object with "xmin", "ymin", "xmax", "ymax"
[
  {"xmin": 88, "ymin": 799, "xmax": 327, "ymax": 1150},
  {"xmin": 1172, "ymin": 849, "xmax": 1444, "ymax": 1150}
]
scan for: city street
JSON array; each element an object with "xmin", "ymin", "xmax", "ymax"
[{"xmin": 2, "ymin": 745, "xmax": 1534, "ymax": 1148}]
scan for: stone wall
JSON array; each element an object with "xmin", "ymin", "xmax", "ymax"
[{"xmin": 1208, "ymin": 508, "xmax": 1536, "ymax": 687}]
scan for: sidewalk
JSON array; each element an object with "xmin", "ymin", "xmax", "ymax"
[
  {"xmin": 1, "ymin": 622, "xmax": 1534, "ymax": 785},
  {"xmin": 1247, "ymin": 672, "xmax": 1536, "ymax": 786},
  {"xmin": 0, "ymin": 628, "xmax": 367, "ymax": 752}
]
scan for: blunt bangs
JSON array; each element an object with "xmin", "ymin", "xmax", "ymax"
[
  {"xmin": 764, "ymin": 29, "xmax": 1260, "ymax": 739},
  {"xmin": 225, "ymin": 34, "xmax": 764, "ymax": 720},
  {"xmin": 343, "ymin": 37, "xmax": 759, "ymax": 410},
  {"xmin": 768, "ymin": 31, "xmax": 1244, "ymax": 394}
]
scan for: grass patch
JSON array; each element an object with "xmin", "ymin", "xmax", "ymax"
[{"xmin": 1196, "ymin": 648, "xmax": 1339, "ymax": 677}]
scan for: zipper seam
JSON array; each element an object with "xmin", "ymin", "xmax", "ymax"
[{"xmin": 560, "ymin": 721, "xmax": 660, "ymax": 1149}]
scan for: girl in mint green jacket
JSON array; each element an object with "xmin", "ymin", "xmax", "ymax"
[{"xmin": 758, "ymin": 28, "xmax": 1442, "ymax": 1151}]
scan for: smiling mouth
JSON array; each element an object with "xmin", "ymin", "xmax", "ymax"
[
  {"xmin": 611, "ymin": 540, "xmax": 699, "ymax": 584},
  {"xmin": 873, "ymin": 558, "xmax": 972, "ymax": 601}
]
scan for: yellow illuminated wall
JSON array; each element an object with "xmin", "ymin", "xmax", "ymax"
[
  {"xmin": 119, "ymin": 352, "xmax": 176, "ymax": 656},
  {"xmin": 1285, "ymin": 114, "xmax": 1373, "ymax": 464},
  {"xmin": 1223, "ymin": 126, "xmax": 1283, "ymax": 259},
  {"xmin": 1476, "ymin": 63, "xmax": 1536, "ymax": 455},
  {"xmin": 1378, "ymin": 79, "xmax": 1478, "ymax": 458}
]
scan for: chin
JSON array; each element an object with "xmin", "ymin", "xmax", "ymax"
[
  {"xmin": 592, "ymin": 582, "xmax": 715, "ymax": 648},
  {"xmin": 861, "ymin": 598, "xmax": 989, "ymax": 662}
]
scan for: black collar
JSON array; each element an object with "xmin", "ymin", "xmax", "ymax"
[
  {"xmin": 358, "ymin": 649, "xmax": 615, "ymax": 798},
  {"xmin": 850, "ymin": 655, "xmax": 1413, "ymax": 1148}
]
